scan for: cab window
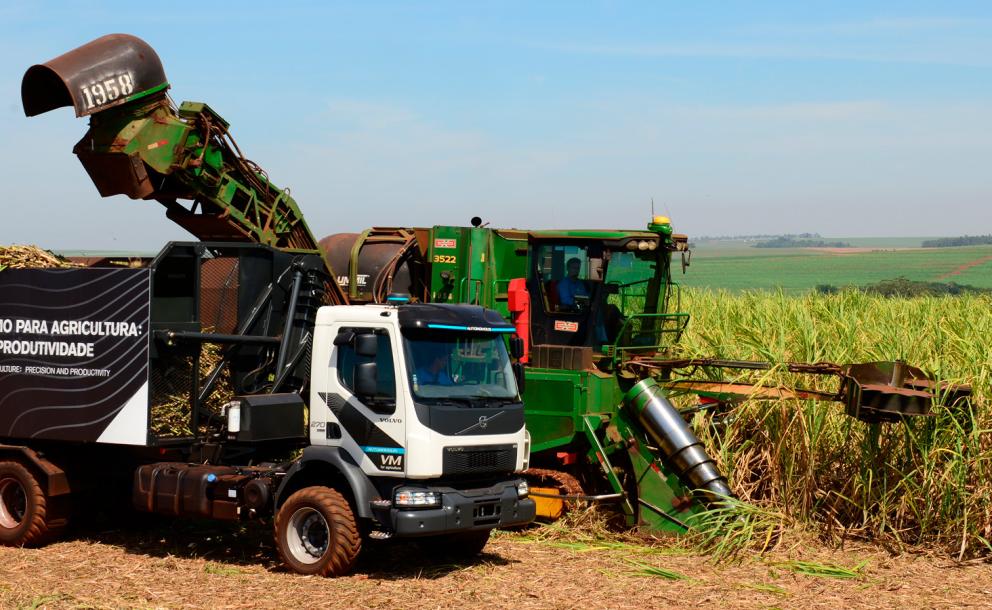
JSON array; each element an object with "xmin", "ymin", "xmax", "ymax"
[
  {"xmin": 535, "ymin": 243, "xmax": 601, "ymax": 313},
  {"xmin": 336, "ymin": 327, "xmax": 396, "ymax": 413}
]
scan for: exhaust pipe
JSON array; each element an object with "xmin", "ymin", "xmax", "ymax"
[{"xmin": 625, "ymin": 378, "xmax": 733, "ymax": 505}]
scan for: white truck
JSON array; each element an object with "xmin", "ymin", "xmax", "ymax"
[{"xmin": 0, "ymin": 242, "xmax": 535, "ymax": 576}]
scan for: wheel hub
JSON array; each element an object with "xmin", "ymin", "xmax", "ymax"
[
  {"xmin": 287, "ymin": 507, "xmax": 329, "ymax": 564},
  {"xmin": 0, "ymin": 477, "xmax": 27, "ymax": 529}
]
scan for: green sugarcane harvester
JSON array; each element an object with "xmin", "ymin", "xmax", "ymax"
[
  {"xmin": 24, "ymin": 34, "xmax": 970, "ymax": 534},
  {"xmin": 319, "ymin": 221, "xmax": 973, "ymax": 530}
]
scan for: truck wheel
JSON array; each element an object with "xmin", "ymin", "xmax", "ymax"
[
  {"xmin": 0, "ymin": 461, "xmax": 60, "ymax": 547},
  {"xmin": 275, "ymin": 486, "xmax": 361, "ymax": 576}
]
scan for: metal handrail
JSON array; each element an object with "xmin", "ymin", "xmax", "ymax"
[{"xmin": 611, "ymin": 312, "xmax": 690, "ymax": 368}]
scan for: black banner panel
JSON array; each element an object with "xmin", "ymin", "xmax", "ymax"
[{"xmin": 0, "ymin": 268, "xmax": 151, "ymax": 445}]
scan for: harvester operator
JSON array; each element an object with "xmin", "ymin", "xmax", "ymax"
[{"xmin": 557, "ymin": 257, "xmax": 589, "ymax": 310}]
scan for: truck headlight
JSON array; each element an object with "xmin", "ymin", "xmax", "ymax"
[
  {"xmin": 516, "ymin": 480, "xmax": 529, "ymax": 498},
  {"xmin": 394, "ymin": 488, "xmax": 441, "ymax": 508}
]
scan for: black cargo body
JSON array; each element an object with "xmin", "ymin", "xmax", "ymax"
[
  {"xmin": 0, "ymin": 242, "xmax": 327, "ymax": 448},
  {"xmin": 0, "ymin": 267, "xmax": 152, "ymax": 444}
]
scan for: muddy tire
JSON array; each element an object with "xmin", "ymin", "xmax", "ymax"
[
  {"xmin": 0, "ymin": 461, "xmax": 62, "ymax": 547},
  {"xmin": 275, "ymin": 486, "xmax": 361, "ymax": 576}
]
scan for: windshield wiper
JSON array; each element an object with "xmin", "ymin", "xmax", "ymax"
[
  {"xmin": 421, "ymin": 397, "xmax": 474, "ymax": 407},
  {"xmin": 419, "ymin": 396, "xmax": 519, "ymax": 408},
  {"xmin": 468, "ymin": 397, "xmax": 520, "ymax": 409}
]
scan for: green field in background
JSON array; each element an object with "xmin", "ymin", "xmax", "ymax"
[
  {"xmin": 688, "ymin": 236, "xmax": 937, "ymax": 259},
  {"xmin": 679, "ymin": 241, "xmax": 992, "ymax": 293}
]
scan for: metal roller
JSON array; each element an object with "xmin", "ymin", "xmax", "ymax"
[
  {"xmin": 319, "ymin": 231, "xmax": 422, "ymax": 302},
  {"xmin": 625, "ymin": 378, "xmax": 733, "ymax": 504}
]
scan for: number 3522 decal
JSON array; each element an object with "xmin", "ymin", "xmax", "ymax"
[{"xmin": 79, "ymin": 73, "xmax": 136, "ymax": 110}]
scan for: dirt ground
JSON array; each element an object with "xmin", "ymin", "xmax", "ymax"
[
  {"xmin": 1, "ymin": 518, "xmax": 990, "ymax": 610},
  {"xmin": 936, "ymin": 254, "xmax": 992, "ymax": 279}
]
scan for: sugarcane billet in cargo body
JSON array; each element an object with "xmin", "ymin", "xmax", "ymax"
[{"xmin": 7, "ymin": 34, "xmax": 535, "ymax": 576}]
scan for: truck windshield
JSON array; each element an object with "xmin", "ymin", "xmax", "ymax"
[{"xmin": 402, "ymin": 330, "xmax": 518, "ymax": 402}]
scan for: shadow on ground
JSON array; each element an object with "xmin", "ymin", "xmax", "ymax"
[{"xmin": 65, "ymin": 509, "xmax": 515, "ymax": 579}]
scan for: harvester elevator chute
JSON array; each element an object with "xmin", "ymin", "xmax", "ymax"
[{"xmin": 21, "ymin": 33, "xmax": 347, "ymax": 305}]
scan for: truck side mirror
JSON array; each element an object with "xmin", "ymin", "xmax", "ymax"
[
  {"xmin": 334, "ymin": 329, "xmax": 355, "ymax": 346},
  {"xmin": 355, "ymin": 333, "xmax": 378, "ymax": 357},
  {"xmin": 512, "ymin": 362, "xmax": 525, "ymax": 394},
  {"xmin": 355, "ymin": 361, "xmax": 378, "ymax": 397},
  {"xmin": 509, "ymin": 336, "xmax": 524, "ymax": 360}
]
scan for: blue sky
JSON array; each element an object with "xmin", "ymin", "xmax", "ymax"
[{"xmin": 1, "ymin": 1, "xmax": 990, "ymax": 249}]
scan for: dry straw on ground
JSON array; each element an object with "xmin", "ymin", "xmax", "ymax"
[{"xmin": 2, "ymin": 519, "xmax": 991, "ymax": 610}]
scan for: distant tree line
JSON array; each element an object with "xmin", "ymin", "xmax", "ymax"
[
  {"xmin": 753, "ymin": 237, "xmax": 851, "ymax": 249},
  {"xmin": 815, "ymin": 277, "xmax": 992, "ymax": 297},
  {"xmin": 921, "ymin": 235, "xmax": 992, "ymax": 248},
  {"xmin": 694, "ymin": 232, "xmax": 822, "ymax": 241}
]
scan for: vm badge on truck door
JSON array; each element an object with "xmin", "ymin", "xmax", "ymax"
[{"xmin": 361, "ymin": 445, "xmax": 405, "ymax": 472}]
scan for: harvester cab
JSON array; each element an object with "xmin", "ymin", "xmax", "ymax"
[{"xmin": 520, "ymin": 217, "xmax": 690, "ymax": 373}]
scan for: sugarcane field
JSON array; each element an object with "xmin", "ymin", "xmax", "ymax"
[{"xmin": 2, "ymin": 4, "xmax": 991, "ymax": 609}]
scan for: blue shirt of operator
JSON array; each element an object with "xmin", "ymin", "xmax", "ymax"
[
  {"xmin": 557, "ymin": 257, "xmax": 588, "ymax": 307},
  {"xmin": 558, "ymin": 277, "xmax": 589, "ymax": 307},
  {"xmin": 416, "ymin": 364, "xmax": 454, "ymax": 385}
]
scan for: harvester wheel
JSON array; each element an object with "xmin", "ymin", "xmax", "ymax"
[
  {"xmin": 0, "ymin": 460, "xmax": 62, "ymax": 547},
  {"xmin": 275, "ymin": 486, "xmax": 362, "ymax": 576}
]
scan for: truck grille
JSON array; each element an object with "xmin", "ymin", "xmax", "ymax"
[{"xmin": 443, "ymin": 444, "xmax": 516, "ymax": 475}]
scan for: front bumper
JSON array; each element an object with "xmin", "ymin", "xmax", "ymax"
[{"xmin": 376, "ymin": 479, "xmax": 536, "ymax": 537}]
